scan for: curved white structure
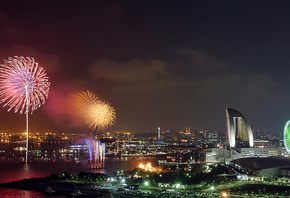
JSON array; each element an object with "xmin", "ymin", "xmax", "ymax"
[
  {"xmin": 226, "ymin": 107, "xmax": 254, "ymax": 148},
  {"xmin": 283, "ymin": 120, "xmax": 290, "ymax": 153}
]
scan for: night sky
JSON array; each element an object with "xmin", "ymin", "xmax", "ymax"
[{"xmin": 0, "ymin": 1, "xmax": 289, "ymax": 134}]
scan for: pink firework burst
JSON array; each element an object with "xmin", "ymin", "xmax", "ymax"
[{"xmin": 0, "ymin": 56, "xmax": 50, "ymax": 114}]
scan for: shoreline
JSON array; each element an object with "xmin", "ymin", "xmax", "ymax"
[{"xmin": 0, "ymin": 177, "xmax": 111, "ymax": 197}]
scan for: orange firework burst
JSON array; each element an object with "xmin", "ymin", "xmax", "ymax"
[{"xmin": 74, "ymin": 91, "xmax": 116, "ymax": 131}]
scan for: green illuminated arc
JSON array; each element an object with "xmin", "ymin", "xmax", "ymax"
[{"xmin": 283, "ymin": 120, "xmax": 290, "ymax": 153}]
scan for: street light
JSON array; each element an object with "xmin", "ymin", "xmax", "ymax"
[
  {"xmin": 222, "ymin": 192, "xmax": 227, "ymax": 197},
  {"xmin": 144, "ymin": 181, "xmax": 149, "ymax": 186}
]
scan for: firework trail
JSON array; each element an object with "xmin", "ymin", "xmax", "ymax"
[
  {"xmin": 0, "ymin": 56, "xmax": 50, "ymax": 162},
  {"xmin": 74, "ymin": 91, "xmax": 116, "ymax": 131}
]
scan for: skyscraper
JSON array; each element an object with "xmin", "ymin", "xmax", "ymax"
[
  {"xmin": 226, "ymin": 107, "xmax": 254, "ymax": 148},
  {"xmin": 157, "ymin": 127, "xmax": 161, "ymax": 139}
]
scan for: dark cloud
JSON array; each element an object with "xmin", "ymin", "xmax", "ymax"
[
  {"xmin": 191, "ymin": 73, "xmax": 281, "ymax": 96},
  {"xmin": 88, "ymin": 58, "xmax": 176, "ymax": 92},
  {"xmin": 87, "ymin": 49, "xmax": 281, "ymax": 99},
  {"xmin": 179, "ymin": 48, "xmax": 227, "ymax": 72}
]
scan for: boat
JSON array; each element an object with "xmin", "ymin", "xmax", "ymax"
[
  {"xmin": 70, "ymin": 189, "xmax": 82, "ymax": 196},
  {"xmin": 66, "ymin": 184, "xmax": 83, "ymax": 197},
  {"xmin": 44, "ymin": 186, "xmax": 57, "ymax": 194},
  {"xmin": 13, "ymin": 147, "xmax": 26, "ymax": 151}
]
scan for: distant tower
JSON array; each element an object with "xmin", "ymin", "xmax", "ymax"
[
  {"xmin": 256, "ymin": 129, "xmax": 260, "ymax": 139},
  {"xmin": 157, "ymin": 127, "xmax": 161, "ymax": 139},
  {"xmin": 116, "ymin": 141, "xmax": 119, "ymax": 152}
]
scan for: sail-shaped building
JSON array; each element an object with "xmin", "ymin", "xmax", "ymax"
[{"xmin": 226, "ymin": 107, "xmax": 254, "ymax": 148}]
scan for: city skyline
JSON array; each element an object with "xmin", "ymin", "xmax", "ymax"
[{"xmin": 0, "ymin": 1, "xmax": 289, "ymax": 134}]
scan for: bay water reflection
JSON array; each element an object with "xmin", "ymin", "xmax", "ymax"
[{"xmin": 0, "ymin": 157, "xmax": 157, "ymax": 184}]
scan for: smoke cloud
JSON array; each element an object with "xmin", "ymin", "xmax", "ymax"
[{"xmin": 43, "ymin": 83, "xmax": 83, "ymax": 129}]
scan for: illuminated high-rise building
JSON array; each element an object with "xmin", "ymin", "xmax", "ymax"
[
  {"xmin": 157, "ymin": 127, "xmax": 161, "ymax": 139},
  {"xmin": 184, "ymin": 127, "xmax": 191, "ymax": 138},
  {"xmin": 226, "ymin": 107, "xmax": 254, "ymax": 148}
]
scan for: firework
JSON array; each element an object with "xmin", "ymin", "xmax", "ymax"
[
  {"xmin": 0, "ymin": 56, "xmax": 50, "ymax": 114},
  {"xmin": 0, "ymin": 56, "xmax": 50, "ymax": 162},
  {"xmin": 74, "ymin": 91, "xmax": 116, "ymax": 131}
]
